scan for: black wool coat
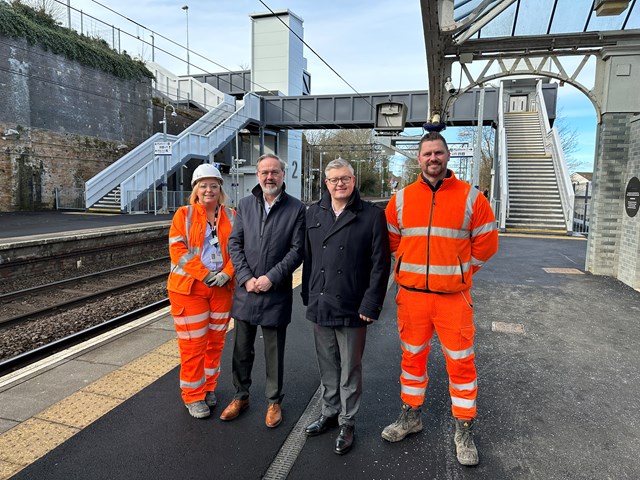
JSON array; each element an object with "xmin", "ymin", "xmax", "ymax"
[
  {"xmin": 229, "ymin": 183, "xmax": 306, "ymax": 327},
  {"xmin": 301, "ymin": 189, "xmax": 391, "ymax": 327}
]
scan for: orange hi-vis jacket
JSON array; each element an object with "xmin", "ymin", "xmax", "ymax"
[
  {"xmin": 385, "ymin": 171, "xmax": 498, "ymax": 293},
  {"xmin": 168, "ymin": 203, "xmax": 235, "ymax": 295}
]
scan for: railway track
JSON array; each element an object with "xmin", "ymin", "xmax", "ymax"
[
  {"xmin": 0, "ymin": 298, "xmax": 170, "ymax": 376},
  {"xmin": 0, "ymin": 258, "xmax": 169, "ymax": 328}
]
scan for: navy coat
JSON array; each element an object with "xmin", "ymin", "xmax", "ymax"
[
  {"xmin": 301, "ymin": 189, "xmax": 391, "ymax": 327},
  {"xmin": 229, "ymin": 183, "xmax": 305, "ymax": 327}
]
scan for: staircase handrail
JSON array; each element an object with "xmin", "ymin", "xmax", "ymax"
[
  {"xmin": 497, "ymin": 81, "xmax": 508, "ymax": 230},
  {"xmin": 85, "ymin": 132, "xmax": 176, "ymax": 208},
  {"xmin": 119, "ymin": 93, "xmax": 262, "ymax": 211},
  {"xmin": 147, "ymin": 61, "xmax": 226, "ymax": 111},
  {"xmin": 535, "ymin": 81, "xmax": 574, "ymax": 232},
  {"xmin": 85, "ymin": 100, "xmax": 233, "ymax": 209}
]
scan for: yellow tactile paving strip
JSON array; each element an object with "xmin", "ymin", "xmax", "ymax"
[
  {"xmin": 0, "ymin": 267, "xmax": 303, "ymax": 479},
  {"xmin": 0, "ymin": 339, "xmax": 181, "ymax": 479}
]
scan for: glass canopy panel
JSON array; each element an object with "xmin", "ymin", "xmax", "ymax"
[
  {"xmin": 513, "ymin": 0, "xmax": 557, "ymax": 35},
  {"xmin": 477, "ymin": 2, "xmax": 517, "ymax": 37},
  {"xmin": 587, "ymin": 10, "xmax": 629, "ymax": 30},
  {"xmin": 452, "ymin": 0, "xmax": 638, "ymax": 39},
  {"xmin": 453, "ymin": 0, "xmax": 485, "ymax": 23},
  {"xmin": 548, "ymin": 0, "xmax": 591, "ymax": 34},
  {"xmin": 626, "ymin": 5, "xmax": 640, "ymax": 28}
]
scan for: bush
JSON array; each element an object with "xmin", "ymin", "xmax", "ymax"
[{"xmin": 0, "ymin": 2, "xmax": 154, "ymax": 81}]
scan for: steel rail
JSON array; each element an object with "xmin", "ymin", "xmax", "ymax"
[
  {"xmin": 0, "ymin": 298, "xmax": 170, "ymax": 376},
  {"xmin": 0, "ymin": 272, "xmax": 168, "ymax": 328}
]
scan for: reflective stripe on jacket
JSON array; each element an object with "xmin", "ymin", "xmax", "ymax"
[
  {"xmin": 167, "ymin": 203, "xmax": 235, "ymax": 295},
  {"xmin": 385, "ymin": 171, "xmax": 498, "ymax": 293}
]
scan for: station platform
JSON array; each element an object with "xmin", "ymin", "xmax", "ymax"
[
  {"xmin": 0, "ymin": 211, "xmax": 173, "ymax": 243},
  {"xmin": 1, "ymin": 226, "xmax": 639, "ymax": 479}
]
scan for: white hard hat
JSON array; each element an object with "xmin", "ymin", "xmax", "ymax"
[{"xmin": 191, "ymin": 163, "xmax": 223, "ymax": 187}]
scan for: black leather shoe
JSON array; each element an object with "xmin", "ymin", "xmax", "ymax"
[
  {"xmin": 305, "ymin": 415, "xmax": 338, "ymax": 436},
  {"xmin": 334, "ymin": 425, "xmax": 355, "ymax": 455}
]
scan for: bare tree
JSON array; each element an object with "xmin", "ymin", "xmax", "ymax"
[
  {"xmin": 456, "ymin": 126, "xmax": 495, "ymax": 191},
  {"xmin": 553, "ymin": 109, "xmax": 583, "ymax": 172},
  {"xmin": 17, "ymin": 0, "xmax": 64, "ymax": 23},
  {"xmin": 303, "ymin": 129, "xmax": 389, "ymax": 198}
]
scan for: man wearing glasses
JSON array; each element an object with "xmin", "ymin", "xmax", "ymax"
[
  {"xmin": 301, "ymin": 158, "xmax": 390, "ymax": 455},
  {"xmin": 222, "ymin": 154, "xmax": 306, "ymax": 429}
]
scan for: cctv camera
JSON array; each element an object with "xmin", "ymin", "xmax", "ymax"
[{"xmin": 445, "ymin": 80, "xmax": 457, "ymax": 95}]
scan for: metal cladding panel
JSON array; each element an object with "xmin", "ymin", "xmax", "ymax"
[
  {"xmin": 283, "ymin": 98, "xmax": 300, "ymax": 123},
  {"xmin": 334, "ymin": 97, "xmax": 353, "ymax": 121},
  {"xmin": 448, "ymin": 88, "xmax": 499, "ymax": 126},
  {"xmin": 299, "ymin": 98, "xmax": 318, "ymax": 122},
  {"xmin": 542, "ymin": 83, "xmax": 558, "ymax": 122},
  {"xmin": 266, "ymin": 100, "xmax": 284, "ymax": 122},
  {"xmin": 353, "ymin": 96, "xmax": 374, "ymax": 121},
  {"xmin": 317, "ymin": 97, "xmax": 336, "ymax": 123}
]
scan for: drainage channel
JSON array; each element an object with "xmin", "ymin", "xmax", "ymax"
[{"xmin": 263, "ymin": 386, "xmax": 322, "ymax": 480}]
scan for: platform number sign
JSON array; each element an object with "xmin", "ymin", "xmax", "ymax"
[
  {"xmin": 154, "ymin": 142, "xmax": 172, "ymax": 155},
  {"xmin": 625, "ymin": 176, "xmax": 640, "ymax": 218}
]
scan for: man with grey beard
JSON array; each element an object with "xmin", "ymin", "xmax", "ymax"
[{"xmin": 221, "ymin": 154, "xmax": 306, "ymax": 429}]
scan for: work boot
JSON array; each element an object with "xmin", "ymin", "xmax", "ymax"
[
  {"xmin": 185, "ymin": 400, "xmax": 210, "ymax": 419},
  {"xmin": 204, "ymin": 391, "xmax": 217, "ymax": 408},
  {"xmin": 454, "ymin": 418, "xmax": 479, "ymax": 466},
  {"xmin": 381, "ymin": 403, "xmax": 423, "ymax": 442}
]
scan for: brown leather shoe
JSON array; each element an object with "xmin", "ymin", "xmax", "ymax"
[
  {"xmin": 219, "ymin": 399, "xmax": 249, "ymax": 421},
  {"xmin": 265, "ymin": 403, "xmax": 282, "ymax": 428}
]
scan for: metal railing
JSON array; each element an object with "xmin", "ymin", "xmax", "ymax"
[
  {"xmin": 572, "ymin": 181, "xmax": 591, "ymax": 235},
  {"xmin": 54, "ymin": 187, "xmax": 86, "ymax": 211},
  {"xmin": 497, "ymin": 82, "xmax": 509, "ymax": 230},
  {"xmin": 148, "ymin": 61, "xmax": 226, "ymax": 112},
  {"xmin": 118, "ymin": 93, "xmax": 260, "ymax": 212},
  {"xmin": 536, "ymin": 80, "xmax": 575, "ymax": 232},
  {"xmin": 125, "ymin": 190, "xmax": 190, "ymax": 214}
]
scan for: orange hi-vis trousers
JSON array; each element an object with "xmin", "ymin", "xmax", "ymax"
[
  {"xmin": 396, "ymin": 287, "xmax": 477, "ymax": 420},
  {"xmin": 169, "ymin": 281, "xmax": 233, "ymax": 404}
]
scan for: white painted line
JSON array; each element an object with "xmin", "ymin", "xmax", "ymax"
[{"xmin": 0, "ymin": 307, "xmax": 171, "ymax": 392}]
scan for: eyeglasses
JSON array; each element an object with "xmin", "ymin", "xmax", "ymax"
[
  {"xmin": 198, "ymin": 183, "xmax": 220, "ymax": 190},
  {"xmin": 258, "ymin": 169, "xmax": 283, "ymax": 177},
  {"xmin": 326, "ymin": 176, "xmax": 353, "ymax": 185}
]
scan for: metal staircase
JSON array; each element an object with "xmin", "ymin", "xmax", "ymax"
[
  {"xmin": 504, "ymin": 111, "xmax": 567, "ymax": 233},
  {"xmin": 85, "ymin": 93, "xmax": 261, "ymax": 213},
  {"xmin": 87, "ymin": 187, "xmax": 121, "ymax": 214}
]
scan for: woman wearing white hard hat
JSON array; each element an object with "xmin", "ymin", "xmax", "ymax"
[{"xmin": 167, "ymin": 163, "xmax": 236, "ymax": 418}]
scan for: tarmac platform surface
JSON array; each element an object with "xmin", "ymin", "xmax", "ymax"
[
  {"xmin": 0, "ymin": 211, "xmax": 173, "ymax": 240},
  {"xmin": 1, "ymin": 222, "xmax": 639, "ymax": 479}
]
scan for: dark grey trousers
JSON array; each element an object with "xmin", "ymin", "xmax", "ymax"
[
  {"xmin": 232, "ymin": 319, "xmax": 287, "ymax": 404},
  {"xmin": 313, "ymin": 323, "xmax": 367, "ymax": 426}
]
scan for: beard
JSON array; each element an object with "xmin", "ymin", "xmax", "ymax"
[{"xmin": 261, "ymin": 183, "xmax": 281, "ymax": 196}]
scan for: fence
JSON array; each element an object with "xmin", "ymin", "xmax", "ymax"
[
  {"xmin": 54, "ymin": 187, "xmax": 85, "ymax": 211},
  {"xmin": 59, "ymin": 1, "xmax": 200, "ymax": 77},
  {"xmin": 125, "ymin": 190, "xmax": 190, "ymax": 214},
  {"xmin": 572, "ymin": 181, "xmax": 591, "ymax": 235}
]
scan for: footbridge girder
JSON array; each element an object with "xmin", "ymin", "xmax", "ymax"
[
  {"xmin": 262, "ymin": 91, "xmax": 428, "ymax": 130},
  {"xmin": 260, "ymin": 86, "xmax": 557, "ymax": 130}
]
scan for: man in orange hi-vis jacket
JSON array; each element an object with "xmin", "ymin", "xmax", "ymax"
[{"xmin": 382, "ymin": 132, "xmax": 498, "ymax": 466}]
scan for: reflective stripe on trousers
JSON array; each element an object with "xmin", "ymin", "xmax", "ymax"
[
  {"xmin": 169, "ymin": 281, "xmax": 233, "ymax": 404},
  {"xmin": 396, "ymin": 287, "xmax": 478, "ymax": 420}
]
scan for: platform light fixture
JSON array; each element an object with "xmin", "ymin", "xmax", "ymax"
[
  {"xmin": 594, "ymin": 0, "xmax": 630, "ymax": 16},
  {"xmin": 182, "ymin": 5, "xmax": 190, "ymax": 75},
  {"xmin": 158, "ymin": 104, "xmax": 177, "ymax": 214}
]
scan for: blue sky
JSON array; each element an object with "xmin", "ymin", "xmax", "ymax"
[{"xmin": 68, "ymin": 0, "xmax": 608, "ymax": 172}]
